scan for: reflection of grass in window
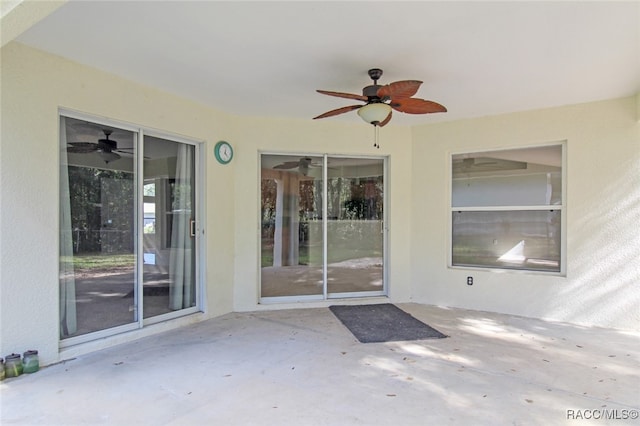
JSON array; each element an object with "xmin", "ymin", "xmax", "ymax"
[
  {"xmin": 62, "ymin": 253, "xmax": 135, "ymax": 271},
  {"xmin": 260, "ymin": 240, "xmax": 311, "ymax": 267},
  {"xmin": 261, "ymin": 237, "xmax": 274, "ymax": 268},
  {"xmin": 298, "ymin": 245, "xmax": 309, "ymax": 265},
  {"xmin": 327, "ymin": 246, "xmax": 382, "ymax": 264}
]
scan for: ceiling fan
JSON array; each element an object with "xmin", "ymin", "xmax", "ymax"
[
  {"xmin": 313, "ymin": 68, "xmax": 447, "ymax": 127},
  {"xmin": 273, "ymin": 157, "xmax": 320, "ymax": 176},
  {"xmin": 67, "ymin": 129, "xmax": 132, "ymax": 163}
]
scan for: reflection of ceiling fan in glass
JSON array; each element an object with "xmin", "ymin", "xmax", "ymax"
[
  {"xmin": 67, "ymin": 130, "xmax": 134, "ymax": 164},
  {"xmin": 452, "ymin": 157, "xmax": 527, "ymax": 174},
  {"xmin": 273, "ymin": 157, "xmax": 321, "ymax": 176}
]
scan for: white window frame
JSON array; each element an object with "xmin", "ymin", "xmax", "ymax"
[{"xmin": 448, "ymin": 142, "xmax": 567, "ymax": 276}]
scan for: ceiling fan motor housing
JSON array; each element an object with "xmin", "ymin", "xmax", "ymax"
[
  {"xmin": 363, "ymin": 84, "xmax": 385, "ymax": 102},
  {"xmin": 98, "ymin": 138, "xmax": 117, "ymax": 152},
  {"xmin": 364, "ymin": 68, "xmax": 386, "ymax": 102}
]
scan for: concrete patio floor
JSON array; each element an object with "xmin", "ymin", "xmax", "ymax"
[{"xmin": 1, "ymin": 304, "xmax": 639, "ymax": 425}]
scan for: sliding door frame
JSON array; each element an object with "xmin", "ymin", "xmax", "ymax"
[
  {"xmin": 58, "ymin": 109, "xmax": 205, "ymax": 348},
  {"xmin": 259, "ymin": 152, "xmax": 388, "ymax": 303},
  {"xmin": 142, "ymin": 129, "xmax": 203, "ymax": 327}
]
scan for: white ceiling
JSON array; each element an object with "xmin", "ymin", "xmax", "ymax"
[{"xmin": 15, "ymin": 1, "xmax": 640, "ymax": 126}]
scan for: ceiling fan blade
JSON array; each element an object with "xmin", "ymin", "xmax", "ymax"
[
  {"xmin": 389, "ymin": 98, "xmax": 447, "ymax": 114},
  {"xmin": 67, "ymin": 142, "xmax": 98, "ymax": 153},
  {"xmin": 379, "ymin": 110, "xmax": 393, "ymax": 127},
  {"xmin": 109, "ymin": 149, "xmax": 150, "ymax": 160},
  {"xmin": 313, "ymin": 104, "xmax": 362, "ymax": 120},
  {"xmin": 274, "ymin": 161, "xmax": 301, "ymax": 170},
  {"xmin": 316, "ymin": 90, "xmax": 368, "ymax": 102},
  {"xmin": 377, "ymin": 80, "xmax": 422, "ymax": 99}
]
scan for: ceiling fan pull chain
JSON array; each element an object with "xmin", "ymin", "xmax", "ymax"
[{"xmin": 373, "ymin": 125, "xmax": 380, "ymax": 149}]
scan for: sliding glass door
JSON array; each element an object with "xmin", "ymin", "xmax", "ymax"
[
  {"xmin": 260, "ymin": 154, "xmax": 385, "ymax": 301},
  {"xmin": 59, "ymin": 115, "xmax": 200, "ymax": 343},
  {"xmin": 260, "ymin": 155, "xmax": 324, "ymax": 298},
  {"xmin": 142, "ymin": 136, "xmax": 197, "ymax": 319},
  {"xmin": 326, "ymin": 157, "xmax": 384, "ymax": 296}
]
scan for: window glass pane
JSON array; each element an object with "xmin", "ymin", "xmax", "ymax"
[
  {"xmin": 143, "ymin": 204, "xmax": 156, "ymax": 234},
  {"xmin": 326, "ymin": 157, "xmax": 384, "ymax": 294},
  {"xmin": 452, "ymin": 172, "xmax": 562, "ymax": 207},
  {"xmin": 143, "ymin": 136, "xmax": 196, "ymax": 319},
  {"xmin": 452, "ymin": 145, "xmax": 562, "ymax": 207},
  {"xmin": 452, "ymin": 210, "xmax": 561, "ymax": 272},
  {"xmin": 260, "ymin": 154, "xmax": 324, "ymax": 298},
  {"xmin": 60, "ymin": 116, "xmax": 136, "ymax": 338}
]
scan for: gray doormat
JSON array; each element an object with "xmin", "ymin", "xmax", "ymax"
[{"xmin": 329, "ymin": 303, "xmax": 447, "ymax": 343}]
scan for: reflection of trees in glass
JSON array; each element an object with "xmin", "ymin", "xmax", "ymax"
[
  {"xmin": 261, "ymin": 175, "xmax": 383, "ymax": 225},
  {"xmin": 327, "ymin": 178, "xmax": 343, "ymax": 219},
  {"xmin": 168, "ymin": 180, "xmax": 192, "ymax": 211},
  {"xmin": 299, "ymin": 180, "xmax": 320, "ymax": 220},
  {"xmin": 143, "ymin": 219, "xmax": 155, "ymax": 234},
  {"xmin": 261, "ymin": 179, "xmax": 278, "ymax": 266},
  {"xmin": 67, "ymin": 166, "xmax": 134, "ymax": 253},
  {"xmin": 143, "ymin": 183, "xmax": 155, "ymax": 197},
  {"xmin": 328, "ymin": 176, "xmax": 383, "ymax": 220},
  {"xmin": 261, "ymin": 179, "xmax": 277, "ymax": 223}
]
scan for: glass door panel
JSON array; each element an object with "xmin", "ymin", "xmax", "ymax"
[
  {"xmin": 260, "ymin": 155, "xmax": 324, "ymax": 298},
  {"xmin": 143, "ymin": 136, "xmax": 196, "ymax": 318},
  {"xmin": 60, "ymin": 117, "xmax": 137, "ymax": 338},
  {"xmin": 326, "ymin": 158, "xmax": 384, "ymax": 296}
]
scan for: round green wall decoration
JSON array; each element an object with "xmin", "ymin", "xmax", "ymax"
[{"xmin": 214, "ymin": 141, "xmax": 233, "ymax": 164}]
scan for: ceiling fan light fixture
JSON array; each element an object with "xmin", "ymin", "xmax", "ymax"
[{"xmin": 357, "ymin": 103, "xmax": 391, "ymax": 126}]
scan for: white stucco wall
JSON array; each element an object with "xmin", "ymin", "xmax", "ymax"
[
  {"xmin": 410, "ymin": 96, "xmax": 640, "ymax": 330},
  {"xmin": 1, "ymin": 42, "xmax": 638, "ymax": 365},
  {"xmin": 227, "ymin": 116, "xmax": 413, "ymax": 312},
  {"xmin": 0, "ymin": 42, "xmax": 238, "ymax": 363},
  {"xmin": 0, "ymin": 43, "xmax": 414, "ymax": 363}
]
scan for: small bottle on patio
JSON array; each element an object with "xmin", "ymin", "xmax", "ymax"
[
  {"xmin": 4, "ymin": 353, "xmax": 23, "ymax": 377},
  {"xmin": 23, "ymin": 350, "xmax": 39, "ymax": 373}
]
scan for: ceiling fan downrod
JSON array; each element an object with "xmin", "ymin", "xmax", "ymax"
[{"xmin": 363, "ymin": 68, "xmax": 384, "ymax": 101}]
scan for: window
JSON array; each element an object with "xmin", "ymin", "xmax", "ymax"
[
  {"xmin": 143, "ymin": 182, "xmax": 156, "ymax": 235},
  {"xmin": 451, "ymin": 144, "xmax": 564, "ymax": 273}
]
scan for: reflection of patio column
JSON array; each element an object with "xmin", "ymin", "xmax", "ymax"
[
  {"xmin": 272, "ymin": 172, "xmax": 300, "ymax": 267},
  {"xmin": 285, "ymin": 174, "xmax": 300, "ymax": 266},
  {"xmin": 273, "ymin": 179, "xmax": 284, "ymax": 267}
]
